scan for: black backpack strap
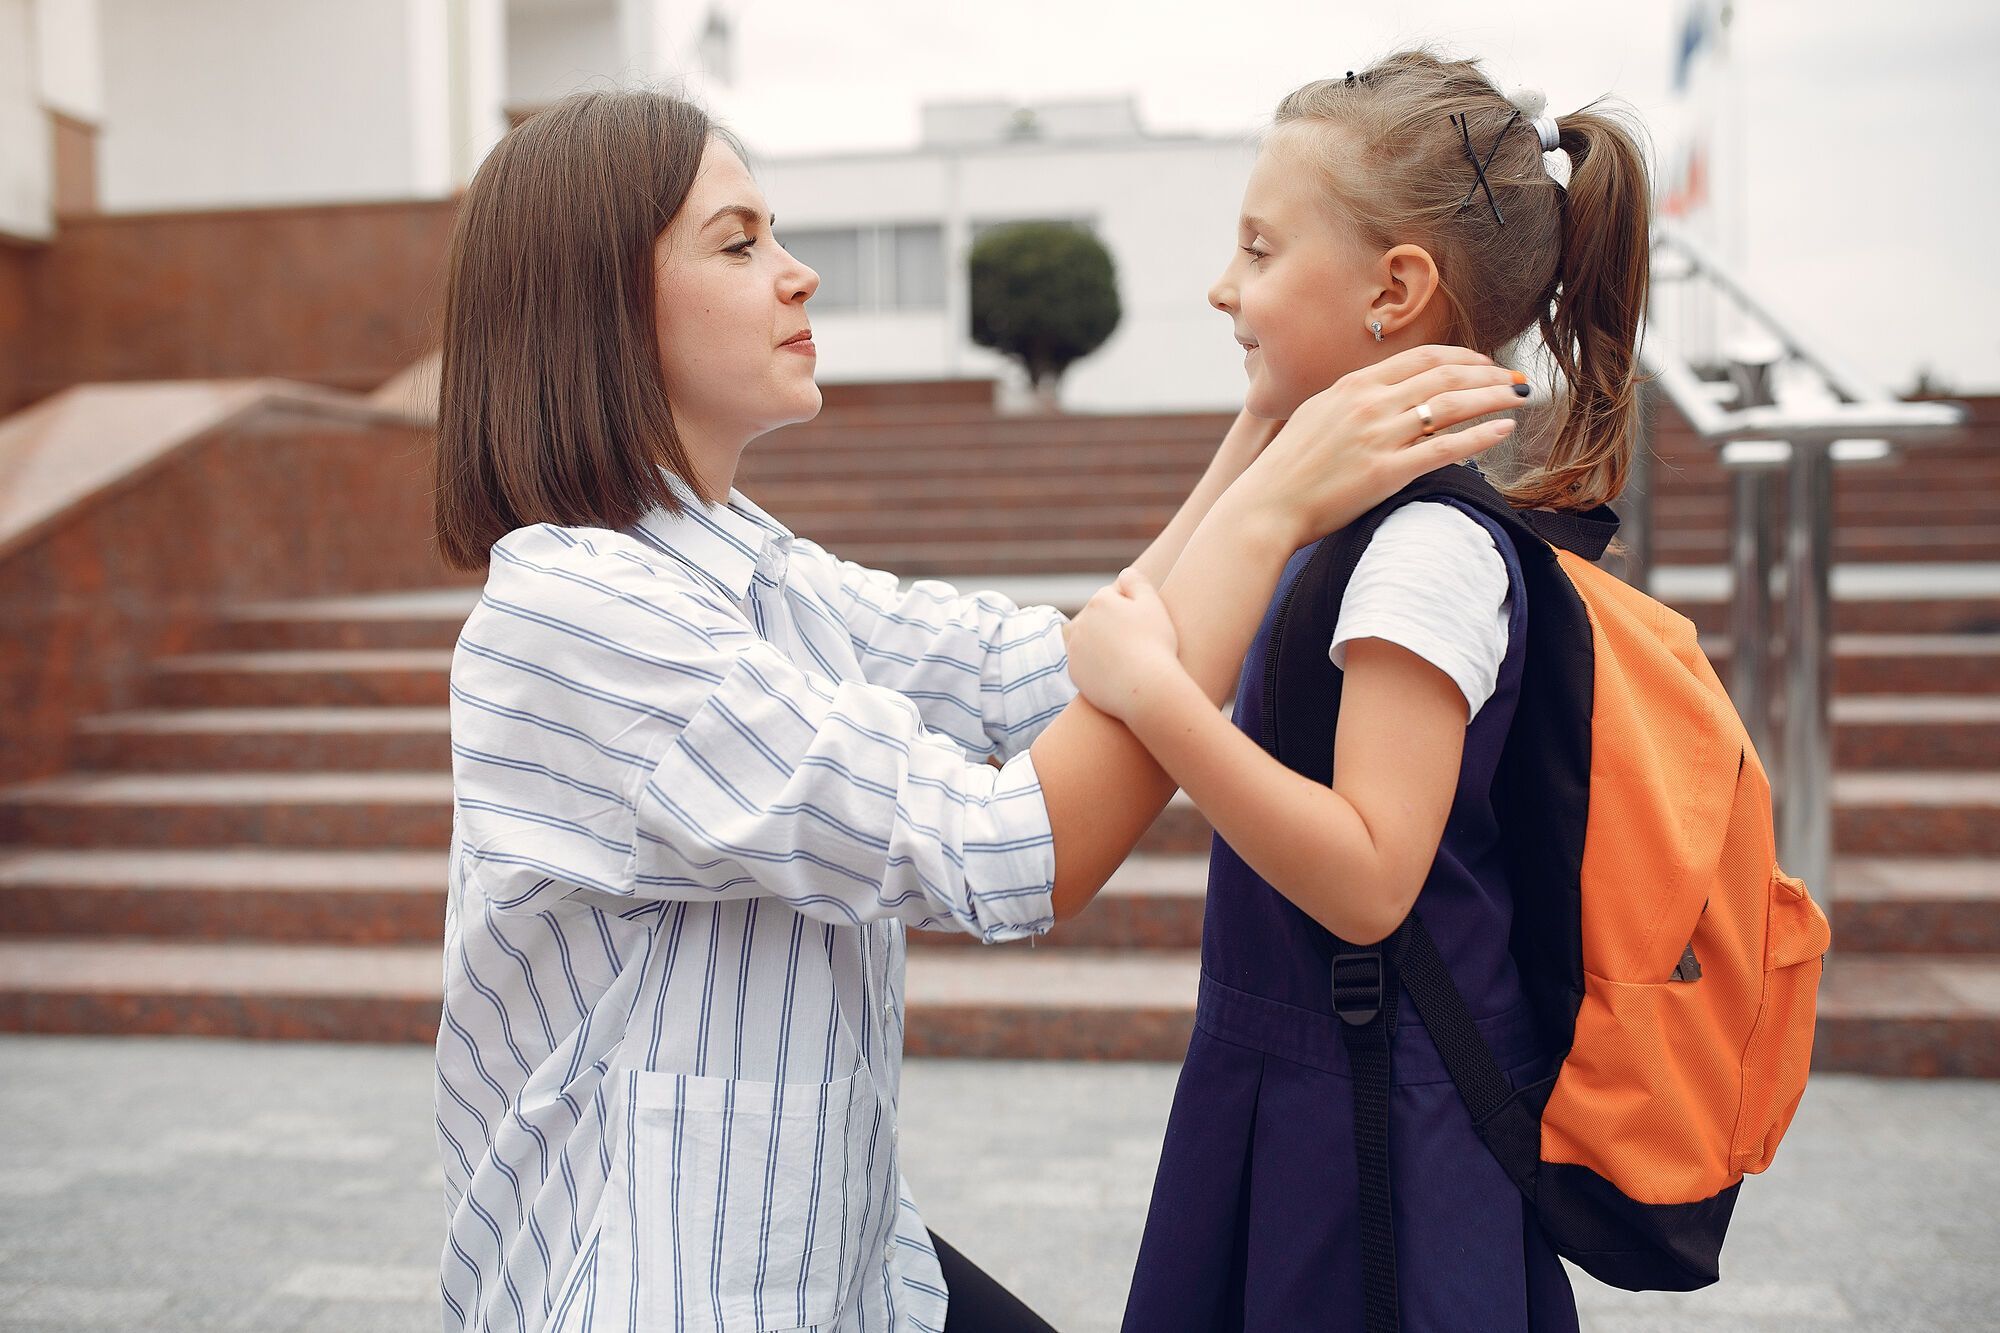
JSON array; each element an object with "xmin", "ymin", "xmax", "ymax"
[
  {"xmin": 1332, "ymin": 932, "xmax": 1405, "ymax": 1333},
  {"xmin": 1268, "ymin": 465, "xmax": 1610, "ymax": 1328}
]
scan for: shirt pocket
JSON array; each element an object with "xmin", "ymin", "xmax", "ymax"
[{"xmin": 606, "ymin": 1067, "xmax": 877, "ymax": 1331}]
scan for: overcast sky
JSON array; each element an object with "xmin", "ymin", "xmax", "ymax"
[{"xmin": 706, "ymin": 0, "xmax": 1999, "ymax": 393}]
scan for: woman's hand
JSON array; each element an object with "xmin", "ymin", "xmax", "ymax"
[
  {"xmin": 1235, "ymin": 346, "xmax": 1527, "ymax": 549},
  {"xmin": 1065, "ymin": 569, "xmax": 1185, "ymax": 723}
]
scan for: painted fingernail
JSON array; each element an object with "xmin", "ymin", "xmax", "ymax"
[
  {"xmin": 1512, "ymin": 382, "xmax": 1532, "ymax": 397},
  {"xmin": 1509, "ymin": 371, "xmax": 1529, "ymax": 384}
]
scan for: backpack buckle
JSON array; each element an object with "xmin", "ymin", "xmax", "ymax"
[{"xmin": 1331, "ymin": 951, "xmax": 1384, "ymax": 1027}]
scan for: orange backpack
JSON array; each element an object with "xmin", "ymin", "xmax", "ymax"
[{"xmin": 1270, "ymin": 464, "xmax": 1832, "ymax": 1320}]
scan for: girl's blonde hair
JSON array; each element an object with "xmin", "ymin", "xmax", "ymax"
[{"xmin": 1273, "ymin": 50, "xmax": 1652, "ymax": 511}]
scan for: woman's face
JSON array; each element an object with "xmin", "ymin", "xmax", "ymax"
[
  {"xmin": 1208, "ymin": 137, "xmax": 1394, "ymax": 419},
  {"xmin": 653, "ymin": 139, "xmax": 822, "ymax": 466}
]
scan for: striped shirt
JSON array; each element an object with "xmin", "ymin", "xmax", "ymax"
[{"xmin": 435, "ymin": 479, "xmax": 1076, "ymax": 1332}]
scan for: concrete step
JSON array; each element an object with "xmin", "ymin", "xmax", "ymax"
[
  {"xmin": 76, "ymin": 708, "xmax": 451, "ymax": 772},
  {"xmin": 146, "ymin": 651, "xmax": 452, "ymax": 708},
  {"xmin": 0, "ymin": 936, "xmax": 1990, "ymax": 1074}
]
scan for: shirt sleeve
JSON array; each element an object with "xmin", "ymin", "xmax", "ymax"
[
  {"xmin": 1328, "ymin": 501, "xmax": 1513, "ymax": 718},
  {"xmin": 451, "ymin": 526, "xmax": 1055, "ymax": 941},
  {"xmin": 790, "ymin": 539, "xmax": 1075, "ymax": 762}
]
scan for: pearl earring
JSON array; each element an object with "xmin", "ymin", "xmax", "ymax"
[{"xmin": 1370, "ymin": 320, "xmax": 1384, "ymax": 343}]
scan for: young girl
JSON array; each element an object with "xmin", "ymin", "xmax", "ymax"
[
  {"xmin": 428, "ymin": 90, "xmax": 1524, "ymax": 1331},
  {"xmin": 1065, "ymin": 51, "xmax": 1651, "ymax": 1332}
]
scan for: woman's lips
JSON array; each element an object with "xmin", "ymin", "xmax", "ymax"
[{"xmin": 780, "ymin": 329, "xmax": 814, "ymax": 352}]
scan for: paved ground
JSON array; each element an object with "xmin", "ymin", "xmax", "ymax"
[{"xmin": 0, "ymin": 1037, "xmax": 1994, "ymax": 1332}]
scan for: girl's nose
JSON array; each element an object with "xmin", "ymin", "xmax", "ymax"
[{"xmin": 1208, "ymin": 274, "xmax": 1235, "ymax": 315}]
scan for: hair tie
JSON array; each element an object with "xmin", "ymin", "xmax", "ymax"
[{"xmin": 1506, "ymin": 88, "xmax": 1566, "ymax": 181}]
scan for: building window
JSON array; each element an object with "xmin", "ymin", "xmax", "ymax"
[{"xmin": 782, "ymin": 224, "xmax": 946, "ymax": 312}]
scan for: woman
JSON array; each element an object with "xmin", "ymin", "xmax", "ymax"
[{"xmin": 430, "ymin": 91, "xmax": 1523, "ymax": 1332}]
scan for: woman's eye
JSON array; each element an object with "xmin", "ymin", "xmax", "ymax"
[{"xmin": 726, "ymin": 238, "xmax": 756, "ymax": 255}]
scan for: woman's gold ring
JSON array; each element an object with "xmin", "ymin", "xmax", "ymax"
[{"xmin": 1414, "ymin": 401, "xmax": 1436, "ymax": 434}]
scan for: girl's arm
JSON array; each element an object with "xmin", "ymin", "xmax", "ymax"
[
  {"xmin": 1031, "ymin": 346, "xmax": 1525, "ymax": 918},
  {"xmin": 1077, "ymin": 588, "xmax": 1466, "ymax": 943}
]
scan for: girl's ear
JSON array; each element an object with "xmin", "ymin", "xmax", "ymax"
[{"xmin": 1367, "ymin": 244, "xmax": 1444, "ymax": 341}]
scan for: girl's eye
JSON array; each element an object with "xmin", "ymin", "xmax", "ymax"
[{"xmin": 1242, "ymin": 246, "xmax": 1267, "ymax": 265}]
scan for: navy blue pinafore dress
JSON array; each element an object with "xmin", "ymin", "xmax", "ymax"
[{"xmin": 1122, "ymin": 502, "xmax": 1579, "ymax": 1333}]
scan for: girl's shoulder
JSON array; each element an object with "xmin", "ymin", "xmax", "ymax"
[
  {"xmin": 1332, "ymin": 500, "xmax": 1515, "ymax": 717},
  {"xmin": 1354, "ymin": 500, "xmax": 1513, "ymax": 597}
]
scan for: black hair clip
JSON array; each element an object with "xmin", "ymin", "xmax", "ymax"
[{"xmin": 1453, "ymin": 109, "xmax": 1520, "ymax": 225}]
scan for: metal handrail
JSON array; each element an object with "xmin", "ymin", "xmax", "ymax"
[{"xmin": 1629, "ymin": 222, "xmax": 1970, "ymax": 898}]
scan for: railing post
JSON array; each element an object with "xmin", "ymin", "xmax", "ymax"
[
  {"xmin": 1615, "ymin": 383, "xmax": 1656, "ymax": 594},
  {"xmin": 1720, "ymin": 440, "xmax": 1784, "ymax": 769},
  {"xmin": 1779, "ymin": 438, "xmax": 1837, "ymax": 896}
]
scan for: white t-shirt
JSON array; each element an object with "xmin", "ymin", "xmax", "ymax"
[{"xmin": 1328, "ymin": 500, "xmax": 1513, "ymax": 718}]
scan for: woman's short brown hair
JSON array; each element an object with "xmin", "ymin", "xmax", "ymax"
[{"xmin": 434, "ymin": 90, "xmax": 736, "ymax": 570}]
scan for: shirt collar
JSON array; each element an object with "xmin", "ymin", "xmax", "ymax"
[{"xmin": 628, "ymin": 471, "xmax": 794, "ymax": 603}]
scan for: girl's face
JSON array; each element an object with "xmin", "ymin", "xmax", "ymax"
[
  {"xmin": 1209, "ymin": 137, "xmax": 1408, "ymax": 419},
  {"xmin": 653, "ymin": 139, "xmax": 822, "ymax": 467}
]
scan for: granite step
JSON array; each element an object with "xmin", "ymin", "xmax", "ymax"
[
  {"xmin": 0, "ymin": 772, "xmax": 454, "ymax": 849},
  {"xmin": 0, "ymin": 938, "xmax": 1205, "ymax": 1061},
  {"xmin": 0, "ymin": 848, "xmax": 446, "ymax": 943},
  {"xmin": 1, "ymin": 769, "xmax": 1993, "ymax": 856},
  {"xmin": 77, "ymin": 694, "xmax": 1986, "ymax": 774},
  {"xmin": 76, "ymin": 708, "xmax": 451, "ymax": 772},
  {"xmin": 1832, "ymin": 697, "xmax": 2000, "ymax": 770},
  {"xmin": 1833, "ymin": 859, "xmax": 2000, "ymax": 954},
  {"xmin": 1701, "ymin": 635, "xmax": 2000, "ymax": 695},
  {"xmin": 0, "ymin": 937, "xmax": 1990, "ymax": 1075},
  {"xmin": 202, "ymin": 570, "xmax": 2000, "ymax": 654},
  {"xmin": 5, "ymin": 850, "xmax": 1995, "ymax": 957},
  {"xmin": 1135, "ymin": 775, "xmax": 2000, "ymax": 858},
  {"xmin": 0, "ymin": 847, "xmax": 1206, "ymax": 947},
  {"xmin": 146, "ymin": 651, "xmax": 452, "ymax": 708}
]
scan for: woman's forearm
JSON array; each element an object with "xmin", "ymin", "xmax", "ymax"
[{"xmin": 1127, "ymin": 410, "xmax": 1281, "ymax": 588}]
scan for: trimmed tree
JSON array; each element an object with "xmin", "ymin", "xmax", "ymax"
[{"xmin": 968, "ymin": 222, "xmax": 1122, "ymax": 410}]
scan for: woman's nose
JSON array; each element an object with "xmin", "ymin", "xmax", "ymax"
[{"xmin": 782, "ymin": 248, "xmax": 819, "ymax": 303}]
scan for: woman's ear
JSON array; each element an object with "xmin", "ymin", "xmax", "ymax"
[{"xmin": 1367, "ymin": 244, "xmax": 1444, "ymax": 341}]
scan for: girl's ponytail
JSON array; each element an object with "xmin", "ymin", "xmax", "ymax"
[{"xmin": 1509, "ymin": 106, "xmax": 1653, "ymax": 512}]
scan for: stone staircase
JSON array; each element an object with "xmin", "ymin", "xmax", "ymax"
[{"xmin": 1, "ymin": 390, "xmax": 1995, "ymax": 1075}]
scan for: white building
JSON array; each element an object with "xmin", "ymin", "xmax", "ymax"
[
  {"xmin": 3, "ymin": 0, "xmax": 1257, "ymax": 410},
  {"xmin": 755, "ymin": 109, "xmax": 1255, "ymax": 411}
]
